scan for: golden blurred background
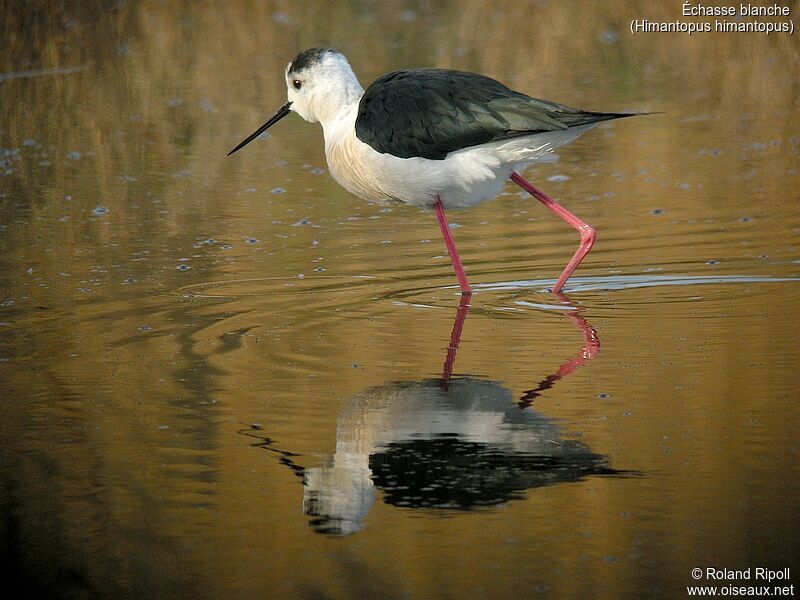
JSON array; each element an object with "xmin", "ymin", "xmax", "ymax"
[{"xmin": 1, "ymin": 2, "xmax": 798, "ymax": 599}]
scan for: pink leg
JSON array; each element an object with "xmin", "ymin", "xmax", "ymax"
[
  {"xmin": 518, "ymin": 295, "xmax": 600, "ymax": 408},
  {"xmin": 441, "ymin": 292, "xmax": 471, "ymax": 387},
  {"xmin": 433, "ymin": 196, "xmax": 472, "ymax": 295},
  {"xmin": 510, "ymin": 171, "xmax": 596, "ymax": 294}
]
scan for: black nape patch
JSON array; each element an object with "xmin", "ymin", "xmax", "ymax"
[{"xmin": 288, "ymin": 48, "xmax": 336, "ymax": 75}]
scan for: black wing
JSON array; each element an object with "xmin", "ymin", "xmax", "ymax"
[{"xmin": 356, "ymin": 69, "xmax": 631, "ymax": 160}]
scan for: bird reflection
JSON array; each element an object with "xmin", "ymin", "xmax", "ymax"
[{"xmin": 301, "ymin": 293, "xmax": 621, "ymax": 536}]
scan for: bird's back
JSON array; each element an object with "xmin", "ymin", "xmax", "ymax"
[{"xmin": 355, "ymin": 68, "xmax": 633, "ymax": 161}]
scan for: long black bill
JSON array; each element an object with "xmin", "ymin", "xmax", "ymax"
[{"xmin": 227, "ymin": 101, "xmax": 293, "ymax": 156}]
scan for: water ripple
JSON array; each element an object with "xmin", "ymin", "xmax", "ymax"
[{"xmin": 476, "ymin": 274, "xmax": 800, "ymax": 294}]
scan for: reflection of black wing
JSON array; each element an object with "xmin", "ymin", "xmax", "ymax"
[
  {"xmin": 356, "ymin": 69, "xmax": 631, "ymax": 160},
  {"xmin": 370, "ymin": 435, "xmax": 625, "ymax": 509}
]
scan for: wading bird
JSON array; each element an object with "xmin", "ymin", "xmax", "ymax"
[{"xmin": 229, "ymin": 48, "xmax": 642, "ymax": 295}]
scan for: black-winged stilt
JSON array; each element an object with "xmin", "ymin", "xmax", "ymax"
[{"xmin": 229, "ymin": 48, "xmax": 643, "ymax": 295}]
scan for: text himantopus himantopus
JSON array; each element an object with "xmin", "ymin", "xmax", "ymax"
[{"xmin": 229, "ymin": 48, "xmax": 643, "ymax": 295}]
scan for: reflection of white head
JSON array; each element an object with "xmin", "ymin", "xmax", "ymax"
[{"xmin": 303, "ymin": 457, "xmax": 374, "ymax": 536}]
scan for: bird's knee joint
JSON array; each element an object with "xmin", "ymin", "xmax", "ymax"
[{"xmin": 579, "ymin": 224, "xmax": 597, "ymax": 245}]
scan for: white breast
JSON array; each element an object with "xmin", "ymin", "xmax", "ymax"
[{"xmin": 323, "ymin": 106, "xmax": 598, "ymax": 210}]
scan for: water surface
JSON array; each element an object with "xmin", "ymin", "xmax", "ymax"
[{"xmin": 1, "ymin": 2, "xmax": 798, "ymax": 599}]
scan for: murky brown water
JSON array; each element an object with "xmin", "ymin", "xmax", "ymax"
[{"xmin": 2, "ymin": 2, "xmax": 799, "ymax": 599}]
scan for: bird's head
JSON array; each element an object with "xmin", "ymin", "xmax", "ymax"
[
  {"xmin": 285, "ymin": 48, "xmax": 362, "ymax": 123},
  {"xmin": 227, "ymin": 48, "xmax": 363, "ymax": 156}
]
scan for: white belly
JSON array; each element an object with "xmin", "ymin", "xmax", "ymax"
[{"xmin": 325, "ymin": 114, "xmax": 597, "ymax": 210}]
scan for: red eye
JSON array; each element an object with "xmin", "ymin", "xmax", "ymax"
[{"xmin": 293, "ymin": 79, "xmax": 303, "ymax": 90}]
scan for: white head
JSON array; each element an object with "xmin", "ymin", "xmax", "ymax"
[
  {"xmin": 227, "ymin": 47, "xmax": 364, "ymax": 156},
  {"xmin": 285, "ymin": 48, "xmax": 364, "ymax": 124}
]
